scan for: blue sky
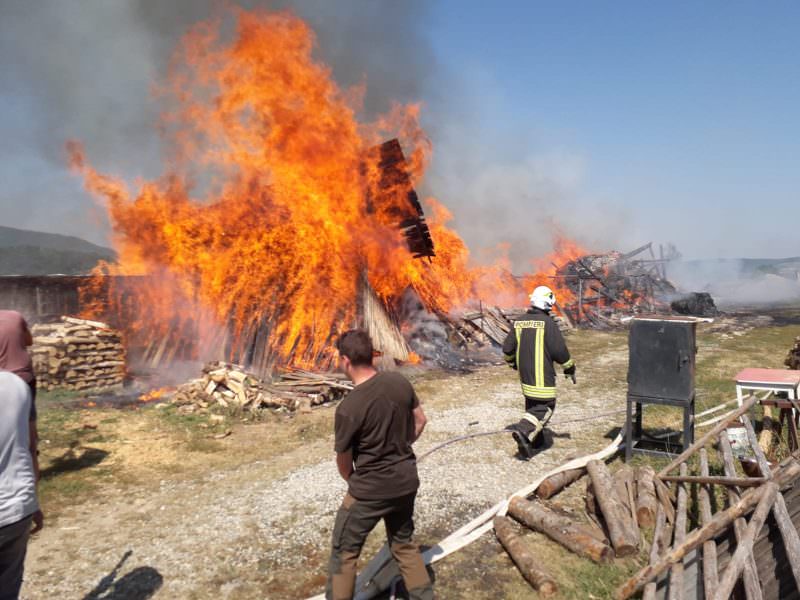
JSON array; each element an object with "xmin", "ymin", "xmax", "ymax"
[
  {"xmin": 421, "ymin": 1, "xmax": 800, "ymax": 262},
  {"xmin": 1, "ymin": 1, "xmax": 798, "ymax": 264}
]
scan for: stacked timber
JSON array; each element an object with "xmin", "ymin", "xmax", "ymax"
[
  {"xmin": 30, "ymin": 317, "xmax": 126, "ymax": 393},
  {"xmin": 170, "ymin": 363, "xmax": 353, "ymax": 413}
]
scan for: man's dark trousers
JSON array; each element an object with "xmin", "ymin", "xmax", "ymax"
[
  {"xmin": 0, "ymin": 515, "xmax": 32, "ymax": 600},
  {"xmin": 326, "ymin": 492, "xmax": 432, "ymax": 600}
]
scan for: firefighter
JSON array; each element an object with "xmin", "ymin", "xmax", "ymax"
[{"xmin": 502, "ymin": 285, "xmax": 575, "ymax": 459}]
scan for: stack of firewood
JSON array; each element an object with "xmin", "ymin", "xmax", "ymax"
[
  {"xmin": 170, "ymin": 363, "xmax": 353, "ymax": 413},
  {"xmin": 30, "ymin": 316, "xmax": 126, "ymax": 393}
]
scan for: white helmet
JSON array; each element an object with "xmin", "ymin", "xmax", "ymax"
[{"xmin": 530, "ymin": 285, "xmax": 556, "ymax": 312}]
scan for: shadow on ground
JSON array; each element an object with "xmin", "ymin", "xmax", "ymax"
[
  {"xmin": 83, "ymin": 550, "xmax": 163, "ymax": 600},
  {"xmin": 41, "ymin": 442, "xmax": 108, "ymax": 479}
]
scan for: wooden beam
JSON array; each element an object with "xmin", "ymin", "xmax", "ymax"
[
  {"xmin": 658, "ymin": 394, "xmax": 758, "ymax": 477},
  {"xmin": 715, "ymin": 431, "xmax": 763, "ymax": 600},
  {"xmin": 643, "ymin": 504, "xmax": 667, "ymax": 600},
  {"xmin": 615, "ymin": 460, "xmax": 800, "ymax": 600},
  {"xmin": 741, "ymin": 414, "xmax": 800, "ymax": 589},
  {"xmin": 699, "ymin": 449, "xmax": 718, "ymax": 600},
  {"xmin": 669, "ymin": 463, "xmax": 688, "ymax": 600},
  {"xmin": 659, "ymin": 475, "xmax": 768, "ymax": 488},
  {"xmin": 713, "ymin": 482, "xmax": 778, "ymax": 600}
]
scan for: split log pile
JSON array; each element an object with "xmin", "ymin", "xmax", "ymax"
[
  {"xmin": 616, "ymin": 393, "xmax": 800, "ymax": 600},
  {"xmin": 786, "ymin": 336, "xmax": 800, "ymax": 370},
  {"xmin": 30, "ymin": 316, "xmax": 126, "ymax": 392},
  {"xmin": 170, "ymin": 363, "xmax": 353, "ymax": 413}
]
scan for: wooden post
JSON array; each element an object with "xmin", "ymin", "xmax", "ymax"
[
  {"xmin": 699, "ymin": 449, "xmax": 718, "ymax": 600},
  {"xmin": 635, "ymin": 466, "xmax": 657, "ymax": 528},
  {"xmin": 653, "ymin": 476, "xmax": 676, "ymax": 524},
  {"xmin": 718, "ymin": 430, "xmax": 764, "ymax": 600},
  {"xmin": 658, "ymin": 394, "xmax": 758, "ymax": 477},
  {"xmin": 507, "ymin": 497, "xmax": 614, "ymax": 564},
  {"xmin": 741, "ymin": 414, "xmax": 800, "ymax": 589},
  {"xmin": 643, "ymin": 505, "xmax": 668, "ymax": 600},
  {"xmin": 758, "ymin": 404, "xmax": 776, "ymax": 457},
  {"xmin": 586, "ymin": 460, "xmax": 639, "ymax": 557},
  {"xmin": 669, "ymin": 464, "xmax": 688, "ymax": 600},
  {"xmin": 658, "ymin": 475, "xmax": 767, "ymax": 488},
  {"xmin": 535, "ymin": 467, "xmax": 585, "ymax": 500},
  {"xmin": 713, "ymin": 482, "xmax": 778, "ymax": 600},
  {"xmin": 615, "ymin": 459, "xmax": 800, "ymax": 600},
  {"xmin": 493, "ymin": 515, "xmax": 558, "ymax": 596}
]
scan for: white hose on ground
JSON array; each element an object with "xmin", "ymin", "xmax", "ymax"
[{"xmin": 305, "ymin": 433, "xmax": 623, "ymax": 600}]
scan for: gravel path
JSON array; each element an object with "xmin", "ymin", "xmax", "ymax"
[{"xmin": 22, "ymin": 363, "xmax": 627, "ymax": 599}]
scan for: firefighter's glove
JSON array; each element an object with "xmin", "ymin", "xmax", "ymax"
[{"xmin": 564, "ymin": 363, "xmax": 576, "ymax": 384}]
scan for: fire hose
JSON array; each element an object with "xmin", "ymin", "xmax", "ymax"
[
  {"xmin": 305, "ymin": 409, "xmax": 626, "ymax": 600},
  {"xmin": 305, "ymin": 395, "xmax": 744, "ymax": 599}
]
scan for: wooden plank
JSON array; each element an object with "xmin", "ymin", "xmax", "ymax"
[
  {"xmin": 714, "ymin": 482, "xmax": 778, "ymax": 600},
  {"xmin": 643, "ymin": 504, "xmax": 668, "ymax": 600},
  {"xmin": 669, "ymin": 463, "xmax": 689, "ymax": 600},
  {"xmin": 699, "ymin": 449, "xmax": 719, "ymax": 600},
  {"xmin": 717, "ymin": 431, "xmax": 763, "ymax": 600},
  {"xmin": 615, "ymin": 460, "xmax": 800, "ymax": 600},
  {"xmin": 660, "ymin": 475, "xmax": 768, "ymax": 488},
  {"xmin": 658, "ymin": 394, "xmax": 759, "ymax": 477},
  {"xmin": 741, "ymin": 414, "xmax": 800, "ymax": 589}
]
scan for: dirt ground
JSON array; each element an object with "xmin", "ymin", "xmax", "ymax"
[{"xmin": 19, "ymin": 315, "xmax": 800, "ymax": 599}]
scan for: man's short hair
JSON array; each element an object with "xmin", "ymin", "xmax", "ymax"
[{"xmin": 336, "ymin": 329, "xmax": 374, "ymax": 367}]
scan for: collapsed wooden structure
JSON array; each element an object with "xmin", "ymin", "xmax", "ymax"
[{"xmin": 553, "ymin": 242, "xmax": 678, "ymax": 328}]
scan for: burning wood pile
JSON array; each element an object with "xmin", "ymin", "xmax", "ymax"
[
  {"xmin": 553, "ymin": 242, "xmax": 678, "ymax": 328},
  {"xmin": 30, "ymin": 316, "xmax": 126, "ymax": 392},
  {"xmin": 169, "ymin": 362, "xmax": 353, "ymax": 413}
]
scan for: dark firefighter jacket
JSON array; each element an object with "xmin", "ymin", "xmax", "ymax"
[{"xmin": 502, "ymin": 307, "xmax": 573, "ymax": 400}]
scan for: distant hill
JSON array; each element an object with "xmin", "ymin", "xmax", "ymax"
[{"xmin": 0, "ymin": 226, "xmax": 116, "ymax": 275}]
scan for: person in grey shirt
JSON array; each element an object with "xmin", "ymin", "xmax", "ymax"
[{"xmin": 0, "ymin": 370, "xmax": 43, "ymax": 600}]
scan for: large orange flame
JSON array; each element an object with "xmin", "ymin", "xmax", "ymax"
[{"xmin": 68, "ymin": 8, "xmax": 584, "ymax": 368}]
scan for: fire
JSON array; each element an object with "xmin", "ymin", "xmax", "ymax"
[
  {"xmin": 139, "ymin": 387, "xmax": 174, "ymax": 403},
  {"xmin": 67, "ymin": 8, "xmax": 585, "ymax": 369},
  {"xmin": 521, "ymin": 234, "xmax": 589, "ymax": 310}
]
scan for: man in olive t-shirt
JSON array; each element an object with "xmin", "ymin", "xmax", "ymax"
[{"xmin": 326, "ymin": 330, "xmax": 432, "ymax": 600}]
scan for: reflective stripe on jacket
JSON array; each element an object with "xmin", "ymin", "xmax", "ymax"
[{"xmin": 502, "ymin": 307, "xmax": 573, "ymax": 399}]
